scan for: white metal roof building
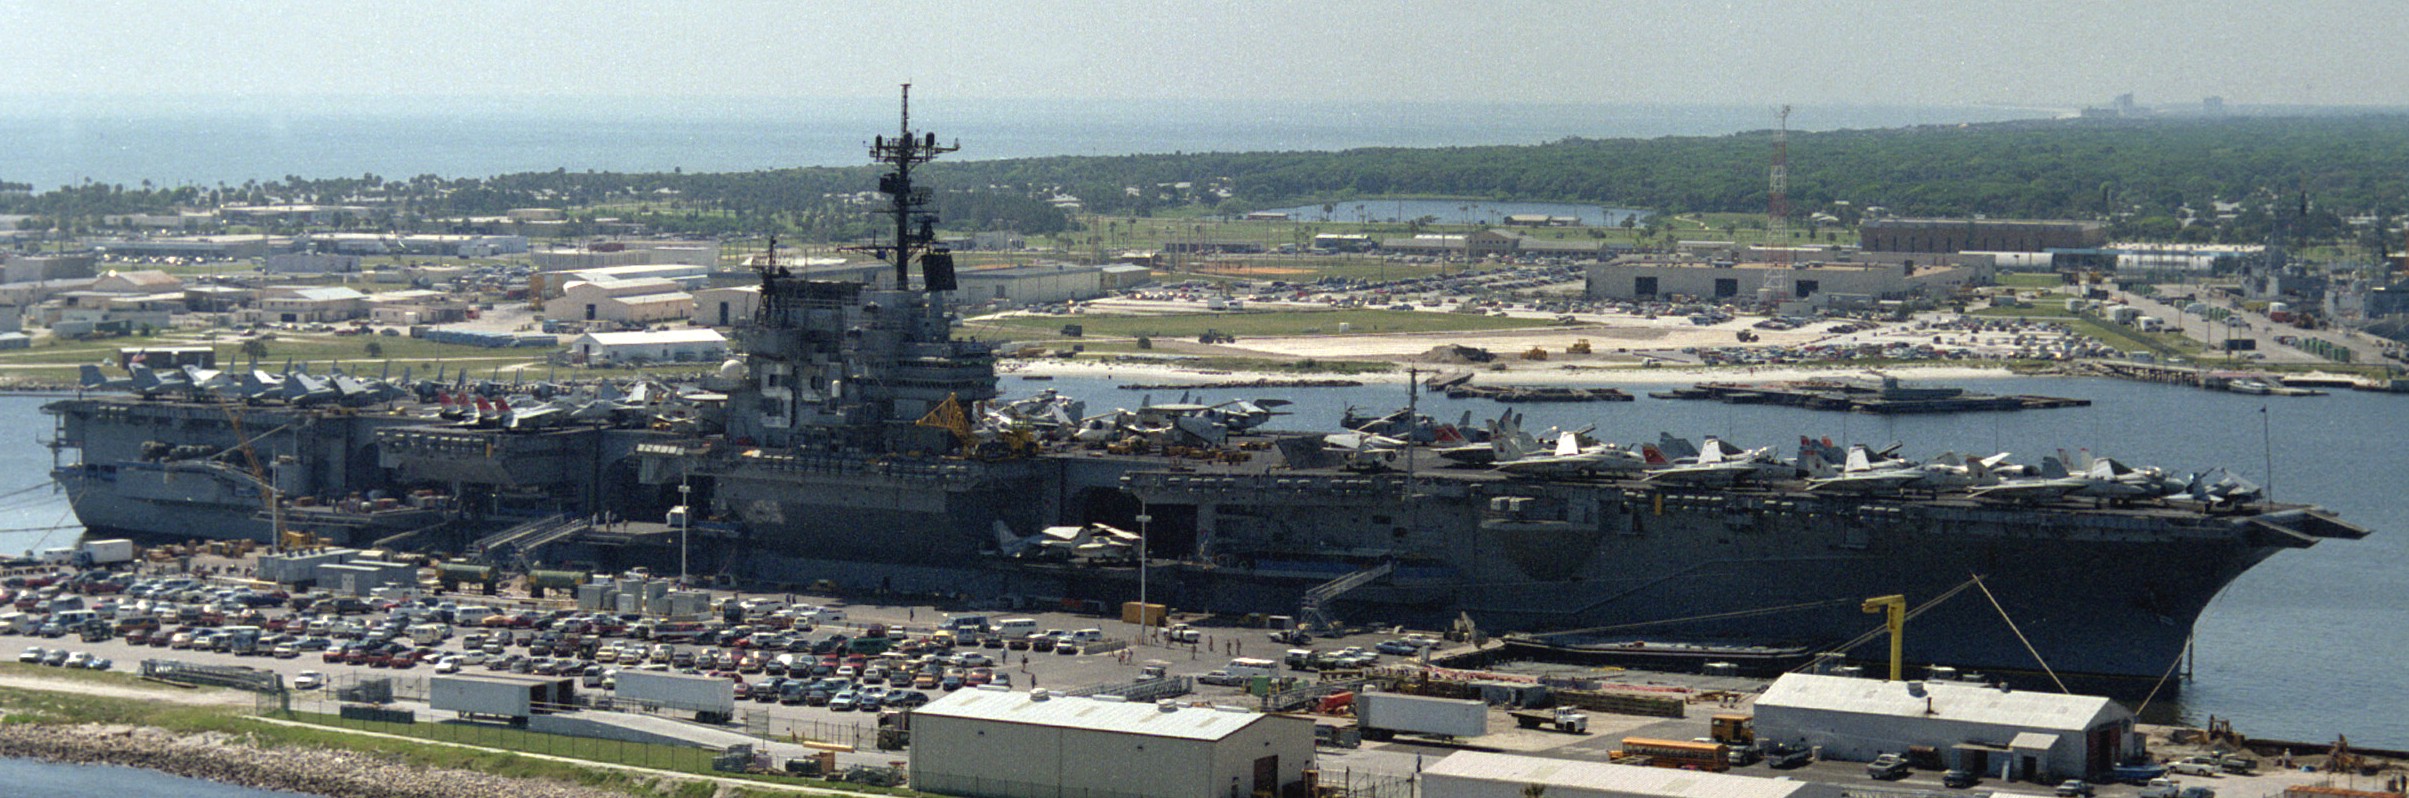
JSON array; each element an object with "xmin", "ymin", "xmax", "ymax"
[
  {"xmin": 1752, "ymin": 673, "xmax": 2135, "ymax": 782},
  {"xmin": 909, "ymin": 687, "xmax": 1314, "ymax": 798},
  {"xmin": 569, "ymin": 329, "xmax": 726, "ymax": 365},
  {"xmin": 1422, "ymin": 751, "xmax": 1819, "ymax": 798}
]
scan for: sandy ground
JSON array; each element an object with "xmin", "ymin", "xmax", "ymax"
[
  {"xmin": 1210, "ymin": 320, "xmax": 1831, "ymax": 359},
  {"xmin": 1007, "ymin": 356, "xmax": 2024, "ymax": 387},
  {"xmin": 0, "ymin": 671, "xmax": 252, "ymax": 706}
]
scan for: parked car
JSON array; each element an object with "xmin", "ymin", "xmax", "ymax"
[
  {"xmin": 2057, "ymin": 780, "xmax": 2096, "ymax": 797},
  {"xmin": 1866, "ymin": 753, "xmax": 1910, "ymax": 780},
  {"xmin": 1943, "ymin": 770, "xmax": 1979, "ymax": 788}
]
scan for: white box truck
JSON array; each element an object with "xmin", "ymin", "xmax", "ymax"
[
  {"xmin": 76, "ymin": 539, "xmax": 137, "ymax": 567},
  {"xmin": 1354, "ymin": 692, "xmax": 1488, "ymax": 740},
  {"xmin": 615, "ymin": 670, "xmax": 736, "ymax": 722},
  {"xmin": 431, "ymin": 675, "xmax": 537, "ymax": 720}
]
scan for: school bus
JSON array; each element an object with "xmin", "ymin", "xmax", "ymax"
[{"xmin": 1617, "ymin": 737, "xmax": 1729, "ymax": 772}]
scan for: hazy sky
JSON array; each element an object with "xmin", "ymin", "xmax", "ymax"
[{"xmin": 6, "ymin": 1, "xmax": 2405, "ymax": 109}]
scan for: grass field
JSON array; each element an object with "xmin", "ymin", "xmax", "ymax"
[
  {"xmin": 969, "ymin": 308, "xmax": 1553, "ymax": 341},
  {"xmin": 1994, "ymin": 273, "xmax": 2071, "ymax": 289},
  {"xmin": 0, "ymin": 670, "xmax": 877, "ymax": 797}
]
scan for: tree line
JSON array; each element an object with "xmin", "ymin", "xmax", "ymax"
[{"xmin": 6, "ymin": 115, "xmax": 2405, "ymax": 248}]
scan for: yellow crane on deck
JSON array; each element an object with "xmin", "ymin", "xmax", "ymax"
[
  {"xmin": 1861, "ymin": 594, "xmax": 1907, "ymax": 681},
  {"xmin": 218, "ymin": 402, "xmax": 316, "ymax": 551}
]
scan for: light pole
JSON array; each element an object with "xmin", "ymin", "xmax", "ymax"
[
  {"xmin": 1135, "ymin": 505, "xmax": 1153, "ymax": 642},
  {"xmin": 677, "ymin": 478, "xmax": 691, "ymax": 587}
]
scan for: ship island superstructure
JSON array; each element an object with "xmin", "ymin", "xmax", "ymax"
[{"xmin": 40, "ymin": 88, "xmax": 2368, "ymax": 683}]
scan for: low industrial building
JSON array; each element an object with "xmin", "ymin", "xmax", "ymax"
[
  {"xmin": 553, "ymin": 277, "xmax": 694, "ymax": 324},
  {"xmin": 256, "ymin": 286, "xmax": 369, "ymax": 323},
  {"xmin": 532, "ymin": 247, "xmax": 651, "ymax": 270},
  {"xmin": 552, "ymin": 263, "xmax": 711, "ymax": 291},
  {"xmin": 568, "ymin": 329, "xmax": 727, "ymax": 364},
  {"xmin": 529, "ymin": 239, "xmax": 719, "ymax": 270},
  {"xmin": 1422, "ymin": 751, "xmax": 1821, "ymax": 798},
  {"xmin": 1100, "ymin": 263, "xmax": 1156, "ymax": 291},
  {"xmin": 691, "ymin": 285, "xmax": 761, "ymax": 327},
  {"xmin": 314, "ymin": 559, "xmax": 419, "ymax": 596},
  {"xmin": 954, "ymin": 263, "xmax": 1106, "ymax": 307},
  {"xmin": 265, "ymin": 252, "xmax": 364, "ymax": 274},
  {"xmin": 90, "ymin": 270, "xmax": 185, "ymax": 295},
  {"xmin": 3, "ymin": 253, "xmax": 98, "ymax": 283},
  {"xmin": 1380, "ymin": 229, "xmax": 1623, "ymax": 260},
  {"xmin": 909, "ymin": 687, "xmax": 1315, "ymax": 798},
  {"xmin": 1586, "ymin": 256, "xmax": 1976, "ymax": 305},
  {"xmin": 1751, "ymin": 673, "xmax": 2136, "ymax": 782},
  {"xmin": 364, "ymin": 290, "xmax": 468, "ymax": 325},
  {"xmin": 1859, "ymin": 218, "xmax": 2107, "ymax": 254},
  {"xmin": 96, "ymin": 234, "xmax": 291, "ymax": 261}
]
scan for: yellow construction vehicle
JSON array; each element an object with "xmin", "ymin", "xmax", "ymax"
[
  {"xmin": 1521, "ymin": 346, "xmax": 1550, "ymax": 361},
  {"xmin": 1710, "ymin": 714, "xmax": 1755, "ymax": 745},
  {"xmin": 1567, "ymin": 339, "xmax": 1593, "ymax": 354},
  {"xmin": 915, "ymin": 393, "xmax": 1034, "ymax": 460},
  {"xmin": 1862, "ymin": 594, "xmax": 1906, "ymax": 681}
]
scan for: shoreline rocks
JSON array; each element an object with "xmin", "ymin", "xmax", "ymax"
[{"xmin": 0, "ymin": 723, "xmax": 637, "ymax": 798}]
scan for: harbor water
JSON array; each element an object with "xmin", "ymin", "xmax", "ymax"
[
  {"xmin": 0, "ymin": 756, "xmax": 315, "ymax": 797},
  {"xmin": 3, "ymin": 373, "xmax": 2401, "ymax": 748}
]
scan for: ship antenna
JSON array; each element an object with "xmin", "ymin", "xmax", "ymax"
[
  {"xmin": 1404, "ymin": 365, "xmax": 1418, "ymax": 492},
  {"xmin": 866, "ymin": 82, "xmax": 959, "ymax": 290}
]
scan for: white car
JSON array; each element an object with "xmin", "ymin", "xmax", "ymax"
[
  {"xmin": 17, "ymin": 647, "xmax": 42, "ymax": 664},
  {"xmin": 293, "ymin": 671, "xmax": 325, "ymax": 690}
]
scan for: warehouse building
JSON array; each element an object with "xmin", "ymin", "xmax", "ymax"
[
  {"xmin": 265, "ymin": 252, "xmax": 364, "ymax": 274},
  {"xmin": 1860, "ymin": 218, "xmax": 2106, "ymax": 254},
  {"xmin": 954, "ymin": 263, "xmax": 1105, "ymax": 307},
  {"xmin": 552, "ymin": 263, "xmax": 711, "ymax": 290},
  {"xmin": 909, "ymin": 687, "xmax": 1315, "ymax": 798},
  {"xmin": 569, "ymin": 329, "xmax": 727, "ymax": 365},
  {"xmin": 1585, "ymin": 257, "xmax": 1977, "ymax": 305},
  {"xmin": 255, "ymin": 286, "xmax": 369, "ymax": 323},
  {"xmin": 3, "ymin": 253, "xmax": 98, "ymax": 283},
  {"xmin": 691, "ymin": 285, "xmax": 760, "ymax": 328},
  {"xmin": 1752, "ymin": 673, "xmax": 2136, "ymax": 782},
  {"xmin": 1422, "ymin": 751, "xmax": 1823, "ymax": 798},
  {"xmin": 553, "ymin": 277, "xmax": 694, "ymax": 324}
]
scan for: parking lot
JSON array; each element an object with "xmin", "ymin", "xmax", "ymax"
[{"xmin": 4, "ymin": 561, "xmax": 2363, "ymax": 796}]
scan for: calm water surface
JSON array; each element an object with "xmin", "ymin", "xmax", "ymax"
[{"xmin": 0, "ymin": 757, "xmax": 317, "ymax": 797}]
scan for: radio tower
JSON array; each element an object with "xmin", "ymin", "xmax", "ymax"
[{"xmin": 1760, "ymin": 105, "xmax": 1795, "ymax": 303}]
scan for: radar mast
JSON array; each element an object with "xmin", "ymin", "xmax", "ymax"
[{"xmin": 868, "ymin": 83, "xmax": 960, "ymax": 291}]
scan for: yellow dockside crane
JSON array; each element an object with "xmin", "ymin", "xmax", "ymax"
[{"xmin": 1861, "ymin": 594, "xmax": 1907, "ymax": 681}]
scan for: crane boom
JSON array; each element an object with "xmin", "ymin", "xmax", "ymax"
[{"xmin": 1861, "ymin": 593, "xmax": 1907, "ymax": 681}]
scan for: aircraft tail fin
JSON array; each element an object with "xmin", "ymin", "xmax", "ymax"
[{"xmin": 2040, "ymin": 456, "xmax": 2068, "ymax": 479}]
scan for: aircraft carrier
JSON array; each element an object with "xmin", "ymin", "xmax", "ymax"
[{"xmin": 40, "ymin": 87, "xmax": 2369, "ymax": 682}]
